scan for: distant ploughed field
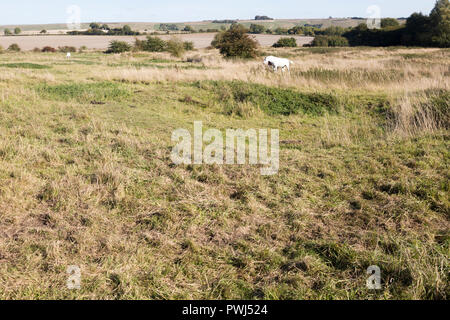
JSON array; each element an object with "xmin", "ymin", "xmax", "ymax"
[{"xmin": 0, "ymin": 34, "xmax": 314, "ymax": 50}]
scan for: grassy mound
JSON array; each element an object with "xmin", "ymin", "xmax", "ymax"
[{"xmin": 197, "ymin": 81, "xmax": 340, "ymax": 116}]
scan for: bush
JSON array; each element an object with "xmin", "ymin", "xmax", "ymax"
[
  {"xmin": 58, "ymin": 46, "xmax": 77, "ymax": 53},
  {"xmin": 142, "ymin": 36, "xmax": 167, "ymax": 52},
  {"xmin": 32, "ymin": 47, "xmax": 41, "ymax": 52},
  {"xmin": 14, "ymin": 27, "xmax": 21, "ymax": 35},
  {"xmin": 42, "ymin": 46, "xmax": 57, "ymax": 52},
  {"xmin": 79, "ymin": 45, "xmax": 88, "ymax": 53},
  {"xmin": 212, "ymin": 24, "xmax": 259, "ymax": 59},
  {"xmin": 166, "ymin": 37, "xmax": 185, "ymax": 57},
  {"xmin": 7, "ymin": 43, "xmax": 21, "ymax": 52},
  {"xmin": 249, "ymin": 24, "xmax": 266, "ymax": 34},
  {"xmin": 4, "ymin": 28, "xmax": 12, "ymax": 35},
  {"xmin": 106, "ymin": 41, "xmax": 132, "ymax": 54},
  {"xmin": 183, "ymin": 25, "xmax": 195, "ymax": 32},
  {"xmin": 0, "ymin": 45, "xmax": 4, "ymax": 54},
  {"xmin": 273, "ymin": 37, "xmax": 297, "ymax": 47},
  {"xmin": 311, "ymin": 35, "xmax": 349, "ymax": 47},
  {"xmin": 183, "ymin": 41, "xmax": 195, "ymax": 51},
  {"xmin": 274, "ymin": 27, "xmax": 289, "ymax": 35},
  {"xmin": 381, "ymin": 18, "xmax": 400, "ymax": 28}
]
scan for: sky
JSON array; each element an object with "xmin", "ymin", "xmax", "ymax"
[{"xmin": 0, "ymin": 0, "xmax": 438, "ymax": 25}]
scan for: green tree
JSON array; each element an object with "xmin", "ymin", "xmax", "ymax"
[
  {"xmin": 4, "ymin": 28, "xmax": 12, "ymax": 35},
  {"xmin": 430, "ymin": 0, "xmax": 450, "ymax": 47},
  {"xmin": 14, "ymin": 27, "xmax": 21, "ymax": 35},
  {"xmin": 212, "ymin": 24, "xmax": 259, "ymax": 59},
  {"xmin": 40, "ymin": 29, "xmax": 47, "ymax": 34},
  {"xmin": 122, "ymin": 25, "xmax": 132, "ymax": 35}
]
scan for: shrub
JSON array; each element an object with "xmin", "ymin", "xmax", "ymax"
[
  {"xmin": 273, "ymin": 37, "xmax": 297, "ymax": 47},
  {"xmin": 42, "ymin": 46, "xmax": 57, "ymax": 52},
  {"xmin": 0, "ymin": 45, "xmax": 4, "ymax": 54},
  {"xmin": 58, "ymin": 46, "xmax": 77, "ymax": 53},
  {"xmin": 183, "ymin": 25, "xmax": 195, "ymax": 32},
  {"xmin": 212, "ymin": 24, "xmax": 259, "ymax": 59},
  {"xmin": 33, "ymin": 47, "xmax": 41, "ymax": 52},
  {"xmin": 79, "ymin": 45, "xmax": 88, "ymax": 53},
  {"xmin": 7, "ymin": 43, "xmax": 21, "ymax": 52},
  {"xmin": 274, "ymin": 27, "xmax": 289, "ymax": 35},
  {"xmin": 142, "ymin": 36, "xmax": 167, "ymax": 52},
  {"xmin": 249, "ymin": 24, "xmax": 266, "ymax": 34},
  {"xmin": 40, "ymin": 29, "xmax": 47, "ymax": 34},
  {"xmin": 166, "ymin": 37, "xmax": 185, "ymax": 57},
  {"xmin": 14, "ymin": 27, "xmax": 21, "ymax": 35},
  {"xmin": 106, "ymin": 41, "xmax": 132, "ymax": 54},
  {"xmin": 312, "ymin": 35, "xmax": 349, "ymax": 47},
  {"xmin": 183, "ymin": 41, "xmax": 195, "ymax": 51},
  {"xmin": 4, "ymin": 28, "xmax": 12, "ymax": 35},
  {"xmin": 381, "ymin": 18, "xmax": 400, "ymax": 28}
]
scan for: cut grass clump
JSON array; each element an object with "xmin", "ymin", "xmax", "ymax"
[
  {"xmin": 200, "ymin": 80, "xmax": 339, "ymax": 116},
  {"xmin": 0, "ymin": 63, "xmax": 51, "ymax": 69},
  {"xmin": 35, "ymin": 82, "xmax": 131, "ymax": 103},
  {"xmin": 390, "ymin": 88, "xmax": 450, "ymax": 135}
]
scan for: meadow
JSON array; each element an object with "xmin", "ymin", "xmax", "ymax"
[{"xmin": 0, "ymin": 46, "xmax": 448, "ymax": 299}]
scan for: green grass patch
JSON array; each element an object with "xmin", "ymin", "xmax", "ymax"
[
  {"xmin": 197, "ymin": 80, "xmax": 340, "ymax": 116},
  {"xmin": 0, "ymin": 63, "xmax": 51, "ymax": 69},
  {"xmin": 107, "ymin": 61, "xmax": 209, "ymax": 70},
  {"xmin": 35, "ymin": 82, "xmax": 131, "ymax": 103}
]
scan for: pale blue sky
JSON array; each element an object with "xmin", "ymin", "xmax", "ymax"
[{"xmin": 0, "ymin": 0, "xmax": 437, "ymax": 25}]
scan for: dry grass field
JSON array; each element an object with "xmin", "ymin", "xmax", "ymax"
[{"xmin": 0, "ymin": 46, "xmax": 448, "ymax": 299}]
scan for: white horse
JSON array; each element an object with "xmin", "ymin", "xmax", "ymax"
[{"xmin": 264, "ymin": 56, "xmax": 294, "ymax": 72}]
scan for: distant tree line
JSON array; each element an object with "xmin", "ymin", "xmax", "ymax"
[
  {"xmin": 67, "ymin": 23, "xmax": 140, "ymax": 35},
  {"xmin": 212, "ymin": 20, "xmax": 238, "ymax": 24},
  {"xmin": 343, "ymin": 0, "xmax": 449, "ymax": 47}
]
